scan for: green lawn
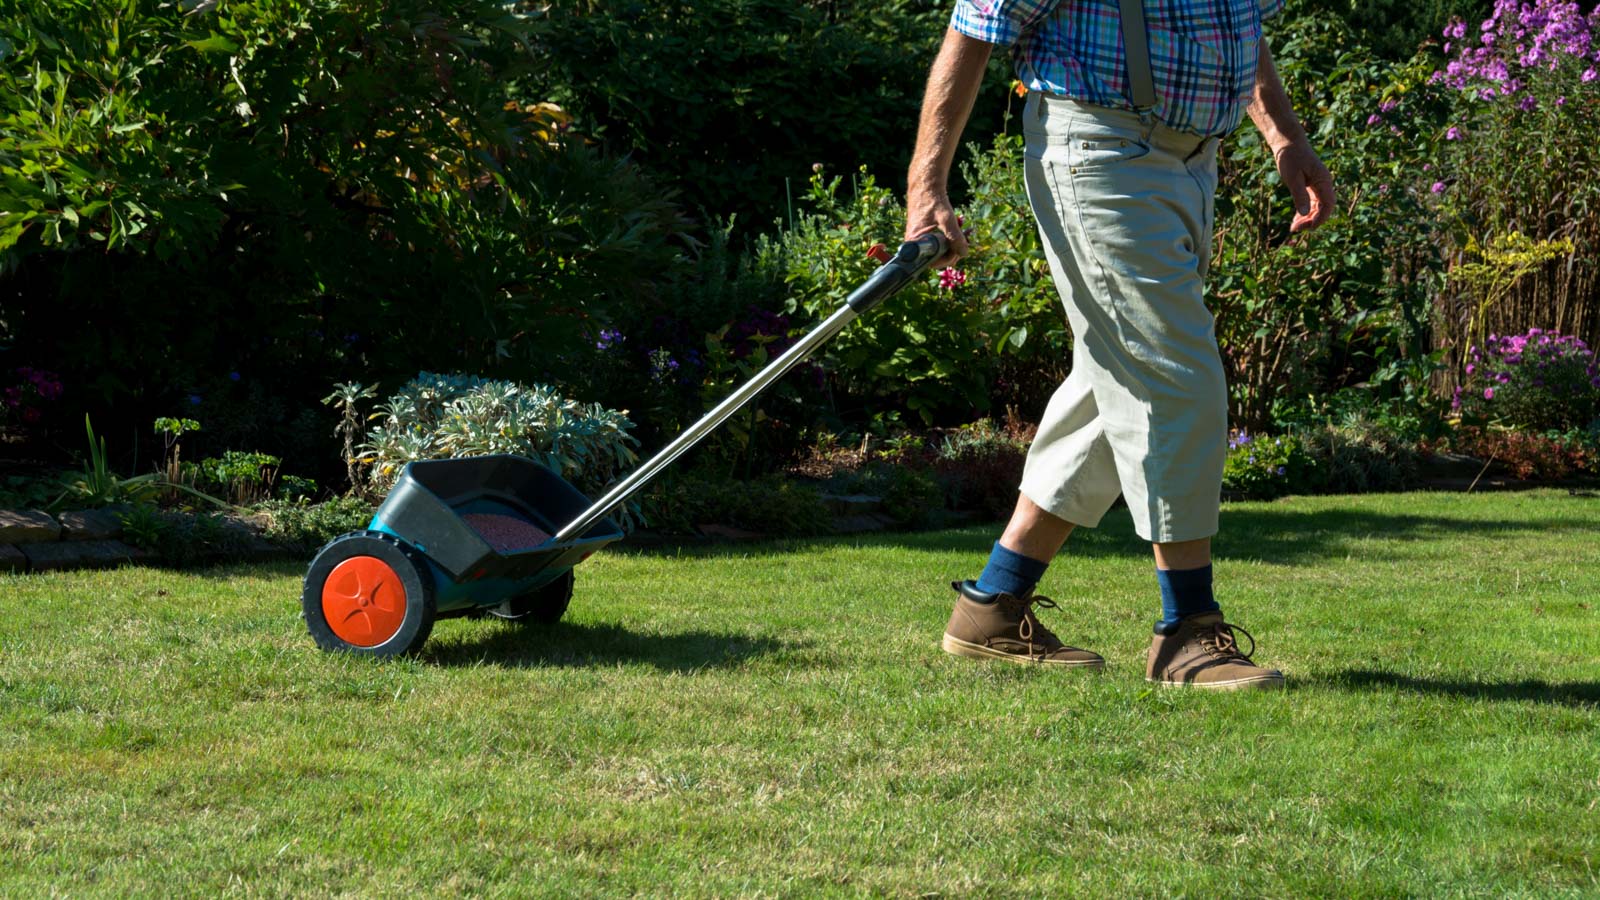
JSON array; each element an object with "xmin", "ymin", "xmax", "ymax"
[{"xmin": 3, "ymin": 490, "xmax": 1598, "ymax": 896}]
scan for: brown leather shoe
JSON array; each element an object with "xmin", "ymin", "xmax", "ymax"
[
  {"xmin": 941, "ymin": 581, "xmax": 1104, "ymax": 668},
  {"xmin": 1146, "ymin": 612, "xmax": 1284, "ymax": 690}
]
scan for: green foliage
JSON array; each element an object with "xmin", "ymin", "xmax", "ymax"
[
  {"xmin": 1294, "ymin": 0, "xmax": 1491, "ymax": 61},
  {"xmin": 152, "ymin": 418, "xmax": 200, "ymax": 440},
  {"xmin": 639, "ymin": 472, "xmax": 833, "ymax": 537},
  {"xmin": 523, "ymin": 0, "xmax": 972, "ymax": 226},
  {"xmin": 116, "ymin": 503, "xmax": 259, "ymax": 567},
  {"xmin": 0, "ymin": 473, "xmax": 64, "ymax": 509},
  {"xmin": 1222, "ymin": 431, "xmax": 1311, "ymax": 500},
  {"xmin": 932, "ymin": 417, "xmax": 1034, "ymax": 518},
  {"xmin": 758, "ymin": 146, "xmax": 1067, "ymax": 424},
  {"xmin": 116, "ymin": 502, "xmax": 164, "ymax": 552},
  {"xmin": 1294, "ymin": 415, "xmax": 1422, "ymax": 493},
  {"xmin": 186, "ymin": 450, "xmax": 281, "ymax": 505},
  {"xmin": 276, "ymin": 475, "xmax": 319, "ymax": 502},
  {"xmin": 0, "ymin": 0, "xmax": 692, "ymax": 458},
  {"xmin": 1213, "ymin": 9, "xmax": 1448, "ymax": 429},
  {"xmin": 258, "ymin": 496, "xmax": 375, "ymax": 551},
  {"xmin": 363, "ymin": 373, "xmax": 639, "ymax": 502},
  {"xmin": 52, "ymin": 415, "xmax": 161, "ymax": 510}
]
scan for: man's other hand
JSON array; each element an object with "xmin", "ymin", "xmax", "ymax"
[{"xmin": 1275, "ymin": 142, "xmax": 1335, "ymax": 233}]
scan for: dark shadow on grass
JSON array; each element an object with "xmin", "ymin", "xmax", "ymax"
[
  {"xmin": 421, "ymin": 620, "xmax": 796, "ymax": 671},
  {"xmin": 1319, "ymin": 668, "xmax": 1600, "ymax": 709}
]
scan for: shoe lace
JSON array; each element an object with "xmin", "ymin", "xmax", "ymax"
[
  {"xmin": 1010, "ymin": 595, "xmax": 1064, "ymax": 658},
  {"xmin": 1200, "ymin": 619, "xmax": 1257, "ymax": 662}
]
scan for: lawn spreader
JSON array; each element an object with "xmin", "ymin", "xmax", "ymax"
[{"xmin": 302, "ymin": 234, "xmax": 947, "ymax": 656}]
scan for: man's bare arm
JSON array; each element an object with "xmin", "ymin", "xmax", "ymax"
[
  {"xmin": 1246, "ymin": 41, "xmax": 1335, "ymax": 233},
  {"xmin": 906, "ymin": 28, "xmax": 993, "ymax": 264}
]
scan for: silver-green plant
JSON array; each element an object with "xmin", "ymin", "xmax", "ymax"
[{"xmin": 363, "ymin": 373, "xmax": 640, "ymax": 517}]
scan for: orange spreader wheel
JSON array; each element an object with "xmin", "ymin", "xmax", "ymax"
[
  {"xmin": 303, "ymin": 531, "xmax": 435, "ymax": 657},
  {"xmin": 321, "ymin": 556, "xmax": 409, "ymax": 647}
]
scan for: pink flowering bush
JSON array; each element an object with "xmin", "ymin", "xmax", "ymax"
[
  {"xmin": 1429, "ymin": 0, "xmax": 1600, "ymax": 358},
  {"xmin": 2, "ymin": 367, "xmax": 63, "ymax": 426},
  {"xmin": 1453, "ymin": 329, "xmax": 1600, "ymax": 429}
]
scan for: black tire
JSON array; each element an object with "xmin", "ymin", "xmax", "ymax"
[
  {"xmin": 302, "ymin": 531, "xmax": 436, "ymax": 658},
  {"xmin": 485, "ymin": 569, "xmax": 574, "ymax": 625}
]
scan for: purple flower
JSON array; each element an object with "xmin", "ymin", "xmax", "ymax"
[
  {"xmin": 1379, "ymin": 98, "xmax": 1398, "ymax": 113},
  {"xmin": 1519, "ymin": 94, "xmax": 1538, "ymax": 110},
  {"xmin": 1275, "ymin": 466, "xmax": 1286, "ymax": 476},
  {"xmin": 1585, "ymin": 67, "xmax": 1598, "ymax": 82},
  {"xmin": 1446, "ymin": 126, "xmax": 1463, "ymax": 140},
  {"xmin": 1366, "ymin": 113, "xmax": 1383, "ymax": 126},
  {"xmin": 1466, "ymin": 363, "xmax": 1477, "ymax": 374},
  {"xmin": 1484, "ymin": 387, "xmax": 1496, "ymax": 399},
  {"xmin": 1432, "ymin": 181, "xmax": 1447, "ymax": 194}
]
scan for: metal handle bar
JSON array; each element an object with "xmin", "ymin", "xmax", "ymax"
[{"xmin": 553, "ymin": 232, "xmax": 949, "ymax": 543}]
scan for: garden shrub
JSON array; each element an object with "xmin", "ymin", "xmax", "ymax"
[
  {"xmin": 1427, "ymin": 0, "xmax": 1600, "ymax": 373},
  {"xmin": 1212, "ymin": 8, "xmax": 1448, "ymax": 430},
  {"xmin": 1454, "ymin": 329, "xmax": 1600, "ymax": 430},
  {"xmin": 1221, "ymin": 430, "xmax": 1313, "ymax": 500},
  {"xmin": 638, "ymin": 472, "xmax": 833, "ymax": 537},
  {"xmin": 116, "ymin": 506, "xmax": 257, "ymax": 568},
  {"xmin": 258, "ymin": 496, "xmax": 376, "ymax": 551},
  {"xmin": 186, "ymin": 451, "xmax": 281, "ymax": 506},
  {"xmin": 1294, "ymin": 415, "xmax": 1423, "ymax": 493},
  {"xmin": 361, "ymin": 373, "xmax": 640, "ymax": 504},
  {"xmin": 522, "ymin": 0, "xmax": 1002, "ymax": 227},
  {"xmin": 0, "ymin": 0, "xmax": 692, "ymax": 471},
  {"xmin": 1297, "ymin": 0, "xmax": 1492, "ymax": 61},
  {"xmin": 932, "ymin": 416, "xmax": 1036, "ymax": 519},
  {"xmin": 757, "ymin": 138, "xmax": 1071, "ymax": 425},
  {"xmin": 818, "ymin": 461, "xmax": 946, "ymax": 528}
]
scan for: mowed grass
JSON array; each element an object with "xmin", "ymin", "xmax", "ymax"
[{"xmin": 2, "ymin": 490, "xmax": 1598, "ymax": 896}]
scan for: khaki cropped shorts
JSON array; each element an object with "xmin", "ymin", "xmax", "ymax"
[{"xmin": 1017, "ymin": 92, "xmax": 1227, "ymax": 544}]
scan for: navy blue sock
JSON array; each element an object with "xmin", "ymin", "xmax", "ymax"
[
  {"xmin": 973, "ymin": 542, "xmax": 1050, "ymax": 599},
  {"xmin": 1157, "ymin": 564, "xmax": 1219, "ymax": 627}
]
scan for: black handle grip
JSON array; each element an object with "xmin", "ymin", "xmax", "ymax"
[{"xmin": 844, "ymin": 233, "xmax": 951, "ymax": 314}]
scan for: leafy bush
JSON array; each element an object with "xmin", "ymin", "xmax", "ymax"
[
  {"xmin": 1294, "ymin": 416, "xmax": 1423, "ymax": 493},
  {"xmin": 0, "ymin": 473, "xmax": 65, "ymax": 510},
  {"xmin": 1299, "ymin": 0, "xmax": 1491, "ymax": 61},
  {"xmin": 758, "ymin": 140, "xmax": 1070, "ymax": 425},
  {"xmin": 0, "ymin": 0, "xmax": 692, "ymax": 465},
  {"xmin": 1428, "ymin": 0, "xmax": 1600, "ymax": 373},
  {"xmin": 258, "ymin": 496, "xmax": 376, "ymax": 551},
  {"xmin": 1212, "ymin": 8, "xmax": 1448, "ymax": 429},
  {"xmin": 1221, "ymin": 430, "xmax": 1312, "ymax": 500},
  {"xmin": 186, "ymin": 451, "xmax": 281, "ymax": 505},
  {"xmin": 932, "ymin": 417, "xmax": 1035, "ymax": 518},
  {"xmin": 362, "ymin": 373, "xmax": 640, "ymax": 500},
  {"xmin": 115, "ymin": 506, "xmax": 257, "ymax": 568},
  {"xmin": 1455, "ymin": 329, "xmax": 1600, "ymax": 430},
  {"xmin": 523, "ymin": 1, "xmax": 991, "ymax": 227},
  {"xmin": 638, "ymin": 473, "xmax": 833, "ymax": 537},
  {"xmin": 1431, "ymin": 425, "xmax": 1597, "ymax": 480}
]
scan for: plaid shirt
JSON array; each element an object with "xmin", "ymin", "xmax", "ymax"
[{"xmin": 952, "ymin": 0, "xmax": 1284, "ymax": 136}]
